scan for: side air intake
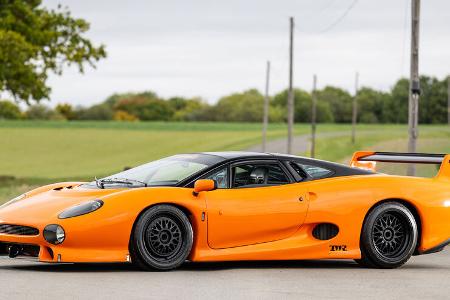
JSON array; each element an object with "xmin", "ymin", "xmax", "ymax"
[{"xmin": 312, "ymin": 223, "xmax": 339, "ymax": 240}]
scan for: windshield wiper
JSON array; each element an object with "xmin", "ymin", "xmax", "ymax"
[
  {"xmin": 97, "ymin": 178, "xmax": 147, "ymax": 188},
  {"xmin": 95, "ymin": 176, "xmax": 104, "ymax": 189}
]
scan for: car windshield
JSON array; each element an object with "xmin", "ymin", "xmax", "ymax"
[{"xmin": 86, "ymin": 154, "xmax": 223, "ymax": 188}]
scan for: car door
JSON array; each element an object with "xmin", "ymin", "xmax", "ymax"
[{"xmin": 204, "ymin": 160, "xmax": 309, "ymax": 249}]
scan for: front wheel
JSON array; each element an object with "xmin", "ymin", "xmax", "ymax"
[
  {"xmin": 130, "ymin": 205, "xmax": 193, "ymax": 271},
  {"xmin": 357, "ymin": 202, "xmax": 418, "ymax": 269}
]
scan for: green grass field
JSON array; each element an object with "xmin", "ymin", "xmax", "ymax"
[{"xmin": 0, "ymin": 121, "xmax": 449, "ymax": 203}]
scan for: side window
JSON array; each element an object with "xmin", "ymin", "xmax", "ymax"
[
  {"xmin": 292, "ymin": 162, "xmax": 333, "ymax": 179},
  {"xmin": 289, "ymin": 162, "xmax": 308, "ymax": 181},
  {"xmin": 232, "ymin": 163, "xmax": 290, "ymax": 188},
  {"xmin": 204, "ymin": 167, "xmax": 228, "ymax": 188}
]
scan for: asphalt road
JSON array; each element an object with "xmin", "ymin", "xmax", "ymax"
[
  {"xmin": 246, "ymin": 131, "xmax": 350, "ymax": 154},
  {"xmin": 0, "ymin": 250, "xmax": 448, "ymax": 300}
]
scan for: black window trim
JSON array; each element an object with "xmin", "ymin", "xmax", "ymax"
[
  {"xmin": 179, "ymin": 154, "xmax": 373, "ymax": 188},
  {"xmin": 282, "ymin": 160, "xmax": 312, "ymax": 182},
  {"xmin": 198, "ymin": 164, "xmax": 232, "ymax": 189},
  {"xmin": 287, "ymin": 159, "xmax": 336, "ymax": 181}
]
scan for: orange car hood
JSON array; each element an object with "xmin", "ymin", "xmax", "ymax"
[{"xmin": 0, "ymin": 186, "xmax": 122, "ymax": 224}]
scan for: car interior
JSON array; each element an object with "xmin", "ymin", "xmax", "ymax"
[
  {"xmin": 202, "ymin": 160, "xmax": 334, "ymax": 189},
  {"xmin": 231, "ymin": 163, "xmax": 290, "ymax": 188}
]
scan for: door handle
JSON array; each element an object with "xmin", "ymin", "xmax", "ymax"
[{"xmin": 308, "ymin": 191, "xmax": 318, "ymax": 201}]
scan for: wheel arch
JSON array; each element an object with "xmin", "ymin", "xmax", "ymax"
[{"xmin": 362, "ymin": 198, "xmax": 422, "ymax": 254}]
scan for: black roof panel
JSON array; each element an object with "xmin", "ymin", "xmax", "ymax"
[{"xmin": 199, "ymin": 151, "xmax": 273, "ymax": 159}]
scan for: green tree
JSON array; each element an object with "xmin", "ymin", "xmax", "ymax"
[
  {"xmin": 316, "ymin": 87, "xmax": 352, "ymax": 123},
  {"xmin": 103, "ymin": 91, "xmax": 157, "ymax": 108},
  {"xmin": 384, "ymin": 78, "xmax": 409, "ymax": 123},
  {"xmin": 115, "ymin": 96, "xmax": 174, "ymax": 121},
  {"xmin": 272, "ymin": 88, "xmax": 334, "ymax": 123},
  {"xmin": 26, "ymin": 104, "xmax": 63, "ymax": 120},
  {"xmin": 381, "ymin": 76, "xmax": 448, "ymax": 124},
  {"xmin": 356, "ymin": 87, "xmax": 390, "ymax": 123},
  {"xmin": 419, "ymin": 76, "xmax": 448, "ymax": 124},
  {"xmin": 168, "ymin": 97, "xmax": 189, "ymax": 112},
  {"xmin": 0, "ymin": 0, "xmax": 106, "ymax": 103},
  {"xmin": 214, "ymin": 89, "xmax": 266, "ymax": 122},
  {"xmin": 172, "ymin": 98, "xmax": 210, "ymax": 121},
  {"xmin": 55, "ymin": 103, "xmax": 75, "ymax": 120},
  {"xmin": 76, "ymin": 104, "xmax": 113, "ymax": 120},
  {"xmin": 0, "ymin": 100, "xmax": 21, "ymax": 119}
]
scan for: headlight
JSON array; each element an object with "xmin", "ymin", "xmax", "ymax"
[
  {"xmin": 58, "ymin": 200, "xmax": 104, "ymax": 219},
  {"xmin": 0, "ymin": 194, "xmax": 26, "ymax": 209},
  {"xmin": 44, "ymin": 224, "xmax": 65, "ymax": 245}
]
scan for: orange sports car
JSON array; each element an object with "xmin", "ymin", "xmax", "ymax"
[{"xmin": 0, "ymin": 151, "xmax": 449, "ymax": 270}]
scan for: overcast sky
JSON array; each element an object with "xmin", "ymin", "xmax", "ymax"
[{"xmin": 42, "ymin": 0, "xmax": 450, "ymax": 106}]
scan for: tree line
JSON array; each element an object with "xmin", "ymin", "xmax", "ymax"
[{"xmin": 0, "ymin": 75, "xmax": 448, "ymax": 124}]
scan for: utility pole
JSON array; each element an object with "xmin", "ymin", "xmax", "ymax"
[
  {"xmin": 352, "ymin": 72, "xmax": 359, "ymax": 144},
  {"xmin": 311, "ymin": 74, "xmax": 317, "ymax": 158},
  {"xmin": 262, "ymin": 61, "xmax": 271, "ymax": 152},
  {"xmin": 407, "ymin": 0, "xmax": 421, "ymax": 176},
  {"xmin": 287, "ymin": 17, "xmax": 295, "ymax": 154},
  {"xmin": 447, "ymin": 76, "xmax": 450, "ymax": 125}
]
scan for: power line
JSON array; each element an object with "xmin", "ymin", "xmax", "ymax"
[
  {"xmin": 293, "ymin": 0, "xmax": 359, "ymax": 34},
  {"xmin": 316, "ymin": 0, "xmax": 337, "ymax": 15},
  {"xmin": 319, "ymin": 0, "xmax": 359, "ymax": 33}
]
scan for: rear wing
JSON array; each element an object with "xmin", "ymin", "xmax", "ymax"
[{"xmin": 350, "ymin": 151, "xmax": 450, "ymax": 179}]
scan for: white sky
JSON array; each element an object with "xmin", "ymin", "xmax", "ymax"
[{"xmin": 42, "ymin": 0, "xmax": 450, "ymax": 106}]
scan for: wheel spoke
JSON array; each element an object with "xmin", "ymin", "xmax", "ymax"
[
  {"xmin": 145, "ymin": 215, "xmax": 183, "ymax": 258},
  {"xmin": 372, "ymin": 211, "xmax": 412, "ymax": 259}
]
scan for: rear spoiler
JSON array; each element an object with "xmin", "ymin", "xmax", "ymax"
[{"xmin": 350, "ymin": 151, "xmax": 450, "ymax": 179}]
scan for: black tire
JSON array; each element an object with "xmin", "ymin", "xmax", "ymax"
[
  {"xmin": 358, "ymin": 202, "xmax": 418, "ymax": 269},
  {"xmin": 130, "ymin": 205, "xmax": 193, "ymax": 271}
]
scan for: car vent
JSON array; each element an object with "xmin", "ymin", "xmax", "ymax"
[
  {"xmin": 0, "ymin": 224, "xmax": 39, "ymax": 236},
  {"xmin": 312, "ymin": 223, "xmax": 339, "ymax": 240}
]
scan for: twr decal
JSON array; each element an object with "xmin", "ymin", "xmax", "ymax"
[{"xmin": 329, "ymin": 245, "xmax": 347, "ymax": 252}]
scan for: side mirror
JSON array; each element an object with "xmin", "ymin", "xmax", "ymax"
[{"xmin": 193, "ymin": 179, "xmax": 217, "ymax": 196}]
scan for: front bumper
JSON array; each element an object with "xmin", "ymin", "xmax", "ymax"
[
  {"xmin": 0, "ymin": 223, "xmax": 129, "ymax": 263},
  {"xmin": 0, "ymin": 224, "xmax": 58, "ymax": 262}
]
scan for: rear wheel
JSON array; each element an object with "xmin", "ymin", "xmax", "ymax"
[
  {"xmin": 130, "ymin": 205, "xmax": 193, "ymax": 271},
  {"xmin": 357, "ymin": 202, "xmax": 418, "ymax": 269}
]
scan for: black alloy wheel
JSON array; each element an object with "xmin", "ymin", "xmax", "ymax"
[
  {"xmin": 146, "ymin": 216, "xmax": 183, "ymax": 258},
  {"xmin": 356, "ymin": 202, "xmax": 418, "ymax": 269},
  {"xmin": 130, "ymin": 205, "xmax": 193, "ymax": 271}
]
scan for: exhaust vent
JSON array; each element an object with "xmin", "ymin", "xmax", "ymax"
[{"xmin": 312, "ymin": 223, "xmax": 339, "ymax": 240}]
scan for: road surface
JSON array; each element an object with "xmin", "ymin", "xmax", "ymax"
[
  {"xmin": 0, "ymin": 249, "xmax": 448, "ymax": 299},
  {"xmin": 246, "ymin": 131, "xmax": 349, "ymax": 154}
]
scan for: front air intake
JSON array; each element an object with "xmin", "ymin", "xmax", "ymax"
[
  {"xmin": 0, "ymin": 224, "xmax": 39, "ymax": 236},
  {"xmin": 312, "ymin": 223, "xmax": 339, "ymax": 240}
]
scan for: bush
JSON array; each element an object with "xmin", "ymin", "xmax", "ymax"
[
  {"xmin": 272, "ymin": 89, "xmax": 335, "ymax": 123},
  {"xmin": 76, "ymin": 104, "xmax": 113, "ymax": 120},
  {"xmin": 213, "ymin": 89, "xmax": 265, "ymax": 122},
  {"xmin": 26, "ymin": 104, "xmax": 64, "ymax": 120},
  {"xmin": 113, "ymin": 110, "xmax": 138, "ymax": 121},
  {"xmin": 115, "ymin": 96, "xmax": 174, "ymax": 121},
  {"xmin": 172, "ymin": 98, "xmax": 210, "ymax": 121},
  {"xmin": 55, "ymin": 103, "xmax": 76, "ymax": 120},
  {"xmin": 0, "ymin": 100, "xmax": 21, "ymax": 119}
]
